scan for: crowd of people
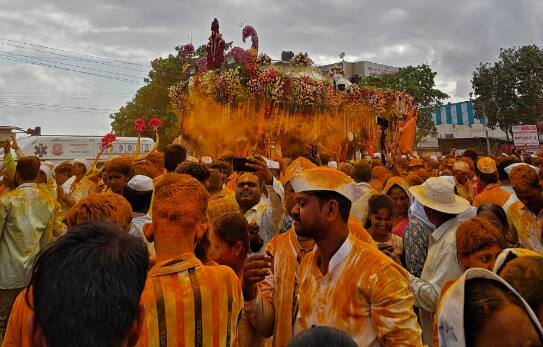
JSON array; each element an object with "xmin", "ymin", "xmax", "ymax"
[{"xmin": 0, "ymin": 135, "xmax": 542, "ymax": 347}]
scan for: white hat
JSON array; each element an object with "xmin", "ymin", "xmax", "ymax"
[
  {"xmin": 201, "ymin": 156, "xmax": 213, "ymax": 165},
  {"xmin": 409, "ymin": 176, "xmax": 470, "ymax": 214},
  {"xmin": 504, "ymin": 163, "xmax": 540, "ymax": 175},
  {"xmin": 127, "ymin": 175, "xmax": 153, "ymax": 192},
  {"xmin": 437, "ymin": 268, "xmax": 543, "ymax": 347},
  {"xmin": 291, "ymin": 167, "xmax": 363, "ymax": 202},
  {"xmin": 40, "ymin": 164, "xmax": 53, "ymax": 182},
  {"xmin": 492, "ymin": 248, "xmax": 542, "ymax": 274},
  {"xmin": 327, "ymin": 161, "xmax": 338, "ymax": 169},
  {"xmin": 72, "ymin": 158, "xmax": 89, "ymax": 169},
  {"xmin": 453, "ymin": 161, "xmax": 469, "ymax": 172}
]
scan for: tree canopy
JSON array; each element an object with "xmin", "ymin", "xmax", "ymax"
[
  {"xmin": 359, "ymin": 64, "xmax": 448, "ymax": 141},
  {"xmin": 471, "ymin": 45, "xmax": 543, "ymax": 139},
  {"xmin": 109, "ymin": 54, "xmax": 185, "ymax": 148}
]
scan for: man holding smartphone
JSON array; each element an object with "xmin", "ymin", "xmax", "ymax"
[{"xmin": 235, "ymin": 156, "xmax": 285, "ymax": 249}]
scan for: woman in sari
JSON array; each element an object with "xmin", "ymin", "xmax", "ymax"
[{"xmin": 383, "ymin": 176, "xmax": 411, "ymax": 237}]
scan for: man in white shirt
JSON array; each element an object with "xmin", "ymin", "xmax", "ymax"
[
  {"xmin": 408, "ymin": 177, "xmax": 471, "ymax": 346},
  {"xmin": 236, "ymin": 156, "xmax": 285, "ymax": 248}
]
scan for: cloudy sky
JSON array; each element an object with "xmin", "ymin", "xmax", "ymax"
[{"xmin": 0, "ymin": 0, "xmax": 542, "ymax": 136}]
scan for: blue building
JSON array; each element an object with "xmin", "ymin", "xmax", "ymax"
[{"xmin": 417, "ymin": 101, "xmax": 508, "ymax": 155}]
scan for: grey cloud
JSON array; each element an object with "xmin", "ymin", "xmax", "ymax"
[{"xmin": 0, "ymin": 0, "xmax": 542, "ymax": 135}]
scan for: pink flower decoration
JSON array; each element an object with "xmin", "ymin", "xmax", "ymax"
[
  {"xmin": 134, "ymin": 119, "xmax": 146, "ymax": 133},
  {"xmin": 230, "ymin": 47, "xmax": 254, "ymax": 65},
  {"xmin": 196, "ymin": 57, "xmax": 208, "ymax": 73},
  {"xmin": 148, "ymin": 118, "xmax": 162, "ymax": 131},
  {"xmin": 100, "ymin": 133, "xmax": 117, "ymax": 149},
  {"xmin": 182, "ymin": 43, "xmax": 195, "ymax": 56},
  {"xmin": 242, "ymin": 25, "xmax": 258, "ymax": 51}
]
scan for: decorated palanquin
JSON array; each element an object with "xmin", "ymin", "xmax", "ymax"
[{"xmin": 169, "ymin": 18, "xmax": 417, "ymax": 160}]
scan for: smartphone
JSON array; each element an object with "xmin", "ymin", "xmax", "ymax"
[{"xmin": 232, "ymin": 157, "xmax": 257, "ymax": 172}]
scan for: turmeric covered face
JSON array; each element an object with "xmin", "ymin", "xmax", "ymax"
[
  {"xmin": 456, "ymin": 217, "xmax": 506, "ymax": 271},
  {"xmin": 235, "ymin": 173, "xmax": 261, "ymax": 208}
]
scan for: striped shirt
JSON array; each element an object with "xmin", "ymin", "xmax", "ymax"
[{"xmin": 137, "ymin": 252, "xmax": 243, "ymax": 347}]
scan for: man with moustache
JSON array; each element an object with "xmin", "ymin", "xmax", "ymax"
[
  {"xmin": 242, "ymin": 161, "xmax": 381, "ymax": 347},
  {"xmin": 242, "ymin": 157, "xmax": 317, "ymax": 347},
  {"xmin": 291, "ymin": 167, "xmax": 423, "ymax": 346},
  {"xmin": 235, "ymin": 156, "xmax": 285, "ymax": 248}
]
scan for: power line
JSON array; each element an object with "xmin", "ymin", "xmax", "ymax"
[
  {"xmin": 0, "ymin": 95, "xmax": 131, "ymax": 100},
  {"xmin": 0, "ymin": 37, "xmax": 149, "ymax": 69},
  {"xmin": 0, "ymin": 91, "xmax": 133, "ymax": 96},
  {"xmin": 0, "ymin": 100, "xmax": 117, "ymax": 113},
  {"xmin": 0, "ymin": 99, "xmax": 118, "ymax": 111},
  {"xmin": 0, "ymin": 55, "xmax": 143, "ymax": 84},
  {"xmin": 0, "ymin": 41, "xmax": 149, "ymax": 73},
  {"xmin": 0, "ymin": 104, "xmax": 115, "ymax": 114},
  {"xmin": 0, "ymin": 91, "xmax": 132, "ymax": 94},
  {"xmin": 0, "ymin": 102, "xmax": 117, "ymax": 114},
  {"xmin": 0, "ymin": 50, "xmax": 145, "ymax": 79}
]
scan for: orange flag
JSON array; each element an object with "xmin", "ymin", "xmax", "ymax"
[{"xmin": 399, "ymin": 116, "xmax": 417, "ymax": 153}]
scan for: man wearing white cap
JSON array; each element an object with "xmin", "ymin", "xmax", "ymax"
[
  {"xmin": 123, "ymin": 175, "xmax": 153, "ymax": 240},
  {"xmin": 290, "ymin": 167, "xmax": 423, "ymax": 346},
  {"xmin": 408, "ymin": 176, "xmax": 471, "ymax": 345},
  {"xmin": 123, "ymin": 175, "xmax": 155, "ymax": 262}
]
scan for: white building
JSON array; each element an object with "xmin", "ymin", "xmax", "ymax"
[
  {"xmin": 319, "ymin": 60, "xmax": 399, "ymax": 83},
  {"xmin": 418, "ymin": 101, "xmax": 508, "ymax": 155}
]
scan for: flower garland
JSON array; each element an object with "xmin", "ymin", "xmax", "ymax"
[
  {"xmin": 184, "ymin": 60, "xmax": 415, "ymax": 118},
  {"xmin": 167, "ymin": 19, "xmax": 419, "ymax": 158}
]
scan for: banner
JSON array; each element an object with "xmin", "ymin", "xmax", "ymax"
[{"xmin": 512, "ymin": 125, "xmax": 539, "ymax": 150}]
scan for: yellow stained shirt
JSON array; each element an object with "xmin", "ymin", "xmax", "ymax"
[
  {"xmin": 70, "ymin": 176, "xmax": 97, "ymax": 202},
  {"xmin": 507, "ymin": 201, "xmax": 543, "ymax": 254},
  {"xmin": 245, "ymin": 222, "xmax": 377, "ymax": 347},
  {"xmin": 473, "ymin": 183, "xmax": 511, "ymax": 208},
  {"xmin": 38, "ymin": 183, "xmax": 65, "ymax": 238},
  {"xmin": 137, "ymin": 252, "xmax": 243, "ymax": 347},
  {"xmin": 0, "ymin": 183, "xmax": 55, "ymax": 289},
  {"xmin": 294, "ymin": 233, "xmax": 423, "ymax": 347}
]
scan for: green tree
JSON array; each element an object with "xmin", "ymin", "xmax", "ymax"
[
  {"xmin": 110, "ymin": 54, "xmax": 184, "ymax": 148},
  {"xmin": 359, "ymin": 64, "xmax": 448, "ymax": 142},
  {"xmin": 471, "ymin": 45, "xmax": 543, "ymax": 140}
]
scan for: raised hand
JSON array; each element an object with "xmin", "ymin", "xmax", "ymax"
[{"xmin": 241, "ymin": 253, "xmax": 272, "ymax": 301}]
